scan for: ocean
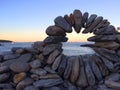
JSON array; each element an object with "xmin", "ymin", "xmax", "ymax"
[{"xmin": 0, "ymin": 42, "xmax": 95, "ymax": 56}]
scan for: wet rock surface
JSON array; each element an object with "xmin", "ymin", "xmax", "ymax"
[{"xmin": 0, "ymin": 9, "xmax": 120, "ymax": 90}]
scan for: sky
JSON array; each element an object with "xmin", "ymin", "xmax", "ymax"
[{"xmin": 0, "ymin": 0, "xmax": 120, "ymax": 42}]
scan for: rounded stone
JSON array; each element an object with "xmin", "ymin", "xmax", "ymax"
[
  {"xmin": 10, "ymin": 62, "xmax": 30, "ymax": 73},
  {"xmin": 46, "ymin": 25, "xmax": 66, "ymax": 36}
]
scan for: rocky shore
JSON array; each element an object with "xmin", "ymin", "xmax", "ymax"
[{"xmin": 0, "ymin": 9, "xmax": 120, "ymax": 90}]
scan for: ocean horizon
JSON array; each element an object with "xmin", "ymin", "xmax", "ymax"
[{"xmin": 0, "ymin": 42, "xmax": 95, "ymax": 56}]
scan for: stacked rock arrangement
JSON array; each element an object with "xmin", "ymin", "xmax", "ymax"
[{"xmin": 0, "ymin": 9, "xmax": 120, "ymax": 90}]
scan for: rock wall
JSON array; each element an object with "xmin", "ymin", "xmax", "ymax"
[{"xmin": 0, "ymin": 9, "xmax": 120, "ymax": 90}]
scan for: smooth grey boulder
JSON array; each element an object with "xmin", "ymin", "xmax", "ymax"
[
  {"xmin": 44, "ymin": 65, "xmax": 56, "ymax": 74},
  {"xmin": 76, "ymin": 56, "xmax": 88, "ymax": 87},
  {"xmin": 94, "ymin": 48, "xmax": 120, "ymax": 62},
  {"xmin": 90, "ymin": 55, "xmax": 103, "ymax": 81},
  {"xmin": 82, "ymin": 12, "xmax": 89, "ymax": 27},
  {"xmin": 94, "ymin": 25, "xmax": 117, "ymax": 35},
  {"xmin": 93, "ymin": 41, "xmax": 119, "ymax": 50},
  {"xmin": 29, "ymin": 59, "xmax": 42, "ymax": 69},
  {"xmin": 64, "ymin": 14, "xmax": 73, "ymax": 26},
  {"xmin": 43, "ymin": 43, "xmax": 62, "ymax": 56},
  {"xmin": 57, "ymin": 55, "xmax": 67, "ymax": 76},
  {"xmin": 85, "ymin": 14, "xmax": 97, "ymax": 28},
  {"xmin": 10, "ymin": 62, "xmax": 30, "ymax": 73},
  {"xmin": 46, "ymin": 25, "xmax": 66, "ymax": 36},
  {"xmin": 24, "ymin": 47, "xmax": 39, "ymax": 54},
  {"xmin": 83, "ymin": 16, "xmax": 103, "ymax": 33},
  {"xmin": 70, "ymin": 56, "xmax": 80, "ymax": 83},
  {"xmin": 24, "ymin": 85, "xmax": 39, "ymax": 90},
  {"xmin": 88, "ymin": 35, "xmax": 117, "ymax": 42},
  {"xmin": 54, "ymin": 16, "xmax": 72, "ymax": 33},
  {"xmin": 98, "ymin": 56, "xmax": 114, "ymax": 71},
  {"xmin": 52, "ymin": 54, "xmax": 63, "ymax": 71},
  {"xmin": 0, "ymin": 66, "xmax": 9, "ymax": 73},
  {"xmin": 106, "ymin": 73, "xmax": 120, "ymax": 82},
  {"xmin": 30, "ymin": 68, "xmax": 47, "ymax": 76},
  {"xmin": 16, "ymin": 78, "xmax": 34, "ymax": 90},
  {"xmin": 82, "ymin": 55, "xmax": 96, "ymax": 86},
  {"xmin": 64, "ymin": 56, "xmax": 73, "ymax": 79},
  {"xmin": 32, "ymin": 41, "xmax": 44, "ymax": 52},
  {"xmin": 0, "ymin": 83, "xmax": 13, "ymax": 89},
  {"xmin": 3, "ymin": 54, "xmax": 20, "ymax": 60},
  {"xmin": 1, "ymin": 53, "xmax": 32, "ymax": 67},
  {"xmin": 47, "ymin": 49, "xmax": 60, "ymax": 64},
  {"xmin": 33, "ymin": 78, "xmax": 63, "ymax": 88},
  {"xmin": 39, "ymin": 74, "xmax": 60, "ymax": 79},
  {"xmin": 0, "ymin": 73, "xmax": 10, "ymax": 82},
  {"xmin": 105, "ymin": 80, "xmax": 120, "ymax": 90},
  {"xmin": 44, "ymin": 36, "xmax": 68, "ymax": 44},
  {"xmin": 92, "ymin": 54, "xmax": 109, "ymax": 77},
  {"xmin": 69, "ymin": 13, "xmax": 74, "ymax": 26},
  {"xmin": 73, "ymin": 9, "xmax": 82, "ymax": 33}
]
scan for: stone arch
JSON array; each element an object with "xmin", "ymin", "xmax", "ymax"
[
  {"xmin": 40, "ymin": 9, "xmax": 120, "ymax": 89},
  {"xmin": 44, "ymin": 9, "xmax": 118, "ymax": 44}
]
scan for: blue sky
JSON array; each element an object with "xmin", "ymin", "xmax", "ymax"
[{"xmin": 0, "ymin": 0, "xmax": 120, "ymax": 42}]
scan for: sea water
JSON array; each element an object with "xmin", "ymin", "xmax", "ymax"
[{"xmin": 0, "ymin": 42, "xmax": 95, "ymax": 55}]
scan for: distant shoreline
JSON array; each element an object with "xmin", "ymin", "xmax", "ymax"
[{"xmin": 0, "ymin": 40, "xmax": 13, "ymax": 43}]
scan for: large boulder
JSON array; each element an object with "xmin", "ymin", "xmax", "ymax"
[
  {"xmin": 73, "ymin": 9, "xmax": 82, "ymax": 33},
  {"xmin": 44, "ymin": 36, "xmax": 68, "ymax": 44},
  {"xmin": 46, "ymin": 25, "xmax": 66, "ymax": 36},
  {"xmin": 54, "ymin": 16, "xmax": 72, "ymax": 33}
]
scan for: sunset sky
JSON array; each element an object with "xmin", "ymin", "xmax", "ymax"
[{"xmin": 0, "ymin": 0, "xmax": 120, "ymax": 42}]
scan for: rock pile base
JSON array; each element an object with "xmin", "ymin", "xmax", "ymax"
[{"xmin": 0, "ymin": 9, "xmax": 120, "ymax": 90}]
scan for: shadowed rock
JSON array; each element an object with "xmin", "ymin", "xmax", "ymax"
[
  {"xmin": 70, "ymin": 56, "xmax": 80, "ymax": 83},
  {"xmin": 85, "ymin": 14, "xmax": 97, "ymax": 28},
  {"xmin": 69, "ymin": 13, "xmax": 75, "ymax": 26},
  {"xmin": 82, "ymin": 12, "xmax": 89, "ymax": 27},
  {"xmin": 73, "ymin": 9, "xmax": 82, "ymax": 33},
  {"xmin": 88, "ymin": 35, "xmax": 117, "ymax": 42},
  {"xmin": 64, "ymin": 14, "xmax": 73, "ymax": 26},
  {"xmin": 33, "ymin": 78, "xmax": 63, "ymax": 88},
  {"xmin": 76, "ymin": 56, "xmax": 88, "ymax": 87},
  {"xmin": 44, "ymin": 36, "xmax": 68, "ymax": 44},
  {"xmin": 46, "ymin": 25, "xmax": 66, "ymax": 36},
  {"xmin": 82, "ymin": 55, "xmax": 96, "ymax": 86},
  {"xmin": 94, "ymin": 25, "xmax": 117, "ymax": 35},
  {"xmin": 54, "ymin": 16, "xmax": 72, "ymax": 33},
  {"xmin": 83, "ymin": 16, "xmax": 103, "ymax": 33},
  {"xmin": 52, "ymin": 54, "xmax": 63, "ymax": 70},
  {"xmin": 94, "ymin": 48, "xmax": 120, "ymax": 62}
]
